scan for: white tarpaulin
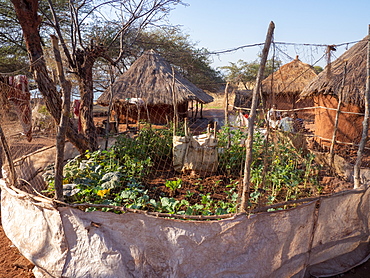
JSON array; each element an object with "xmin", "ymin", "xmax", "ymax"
[
  {"xmin": 1, "ymin": 179, "xmax": 369, "ymax": 278},
  {"xmin": 1, "ymin": 143, "xmax": 369, "ymax": 278}
]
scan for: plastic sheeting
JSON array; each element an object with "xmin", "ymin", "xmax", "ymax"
[{"xmin": 1, "ymin": 179, "xmax": 369, "ymax": 278}]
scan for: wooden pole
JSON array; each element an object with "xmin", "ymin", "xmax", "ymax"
[
  {"xmin": 51, "ymin": 34, "xmax": 72, "ymax": 201},
  {"xmin": 354, "ymin": 26, "xmax": 370, "ymax": 189},
  {"xmin": 105, "ymin": 66, "xmax": 114, "ymax": 150},
  {"xmin": 145, "ymin": 103, "xmax": 151, "ymax": 128},
  {"xmin": 224, "ymin": 82, "xmax": 230, "ymax": 127},
  {"xmin": 184, "ymin": 117, "xmax": 189, "ymax": 137},
  {"xmin": 194, "ymin": 102, "xmax": 199, "ymax": 119},
  {"xmin": 240, "ymin": 21, "xmax": 275, "ymax": 212},
  {"xmin": 329, "ymin": 61, "xmax": 347, "ymax": 166},
  {"xmin": 126, "ymin": 104, "xmax": 129, "ymax": 130},
  {"xmin": 224, "ymin": 82, "xmax": 231, "ymax": 148},
  {"xmin": 0, "ymin": 125, "xmax": 16, "ymax": 186},
  {"xmin": 137, "ymin": 104, "xmax": 141, "ymax": 130},
  {"xmin": 171, "ymin": 66, "xmax": 178, "ymax": 132}
]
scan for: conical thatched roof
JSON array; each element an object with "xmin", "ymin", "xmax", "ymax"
[
  {"xmin": 262, "ymin": 56, "xmax": 317, "ymax": 95},
  {"xmin": 97, "ymin": 50, "xmax": 213, "ymax": 106},
  {"xmin": 300, "ymin": 36, "xmax": 368, "ymax": 107}
]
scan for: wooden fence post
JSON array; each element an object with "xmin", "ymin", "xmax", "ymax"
[
  {"xmin": 354, "ymin": 25, "xmax": 370, "ymax": 189},
  {"xmin": 0, "ymin": 126, "xmax": 16, "ymax": 186},
  {"xmin": 171, "ymin": 66, "xmax": 178, "ymax": 133},
  {"xmin": 329, "ymin": 61, "xmax": 347, "ymax": 166},
  {"xmin": 51, "ymin": 34, "xmax": 72, "ymax": 201},
  {"xmin": 105, "ymin": 65, "xmax": 115, "ymax": 150},
  {"xmin": 240, "ymin": 21, "xmax": 275, "ymax": 212},
  {"xmin": 224, "ymin": 82, "xmax": 229, "ymax": 127}
]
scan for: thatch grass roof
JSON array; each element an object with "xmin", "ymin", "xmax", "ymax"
[
  {"xmin": 97, "ymin": 50, "xmax": 213, "ymax": 106},
  {"xmin": 300, "ymin": 36, "xmax": 367, "ymax": 107},
  {"xmin": 262, "ymin": 56, "xmax": 317, "ymax": 96}
]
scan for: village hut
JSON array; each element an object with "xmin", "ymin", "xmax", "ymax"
[
  {"xmin": 262, "ymin": 56, "xmax": 317, "ymax": 113},
  {"xmin": 300, "ymin": 36, "xmax": 368, "ymax": 145},
  {"xmin": 233, "ymin": 89, "xmax": 253, "ymax": 109},
  {"xmin": 97, "ymin": 50, "xmax": 213, "ymax": 125}
]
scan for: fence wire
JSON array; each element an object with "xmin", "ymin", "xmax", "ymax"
[{"xmin": 2, "ymin": 89, "xmax": 365, "ymax": 217}]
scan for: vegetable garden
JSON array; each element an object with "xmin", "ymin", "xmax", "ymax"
[{"xmin": 42, "ymin": 121, "xmax": 324, "ymax": 217}]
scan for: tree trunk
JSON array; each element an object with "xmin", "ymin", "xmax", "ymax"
[
  {"xmin": 11, "ymin": 0, "xmax": 95, "ymax": 153},
  {"xmin": 76, "ymin": 49, "xmax": 99, "ymax": 151}
]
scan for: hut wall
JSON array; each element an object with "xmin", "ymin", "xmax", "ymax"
[
  {"xmin": 264, "ymin": 95, "xmax": 314, "ymax": 119},
  {"xmin": 314, "ymin": 95, "xmax": 363, "ymax": 145},
  {"xmin": 265, "ymin": 94, "xmax": 313, "ymax": 110},
  {"xmin": 233, "ymin": 90, "xmax": 252, "ymax": 108},
  {"xmin": 115, "ymin": 103, "xmax": 188, "ymax": 125}
]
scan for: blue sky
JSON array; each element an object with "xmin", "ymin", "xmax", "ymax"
[{"xmin": 168, "ymin": 0, "xmax": 370, "ymax": 69}]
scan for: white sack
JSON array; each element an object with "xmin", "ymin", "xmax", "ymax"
[{"xmin": 173, "ymin": 134, "xmax": 218, "ymax": 174}]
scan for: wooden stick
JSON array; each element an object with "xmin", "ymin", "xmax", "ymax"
[
  {"xmin": 0, "ymin": 125, "xmax": 16, "ymax": 186},
  {"xmin": 354, "ymin": 25, "xmax": 370, "ymax": 189},
  {"xmin": 105, "ymin": 65, "xmax": 115, "ymax": 150},
  {"xmin": 51, "ymin": 34, "xmax": 71, "ymax": 201},
  {"xmin": 329, "ymin": 61, "xmax": 347, "ymax": 166},
  {"xmin": 184, "ymin": 117, "xmax": 189, "ymax": 137},
  {"xmin": 171, "ymin": 66, "xmax": 178, "ymax": 131},
  {"xmin": 240, "ymin": 21, "xmax": 275, "ymax": 212},
  {"xmin": 224, "ymin": 82, "xmax": 229, "ymax": 127}
]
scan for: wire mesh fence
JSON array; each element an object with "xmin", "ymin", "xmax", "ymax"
[{"xmin": 1, "ymin": 44, "xmax": 370, "ymax": 219}]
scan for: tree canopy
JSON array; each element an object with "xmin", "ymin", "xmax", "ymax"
[
  {"xmin": 8, "ymin": 0, "xmax": 188, "ymax": 153},
  {"xmin": 220, "ymin": 58, "xmax": 282, "ymax": 90}
]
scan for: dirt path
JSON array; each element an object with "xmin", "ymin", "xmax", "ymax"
[{"xmin": 0, "ymin": 219, "xmax": 35, "ymax": 277}]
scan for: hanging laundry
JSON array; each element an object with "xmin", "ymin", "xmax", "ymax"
[{"xmin": 13, "ymin": 75, "xmax": 29, "ymax": 92}]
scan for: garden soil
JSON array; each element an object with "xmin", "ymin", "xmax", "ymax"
[{"xmin": 0, "ymin": 108, "xmax": 369, "ymax": 277}]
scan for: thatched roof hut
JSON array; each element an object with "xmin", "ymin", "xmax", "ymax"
[
  {"xmin": 98, "ymin": 49, "xmax": 213, "ymax": 106},
  {"xmin": 300, "ymin": 36, "xmax": 368, "ymax": 145},
  {"xmin": 301, "ymin": 37, "xmax": 367, "ymax": 106},
  {"xmin": 97, "ymin": 50, "xmax": 213, "ymax": 124},
  {"xmin": 233, "ymin": 89, "xmax": 253, "ymax": 108},
  {"xmin": 262, "ymin": 56, "xmax": 317, "ymax": 111}
]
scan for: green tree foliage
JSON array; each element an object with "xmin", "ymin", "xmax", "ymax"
[
  {"xmin": 0, "ymin": 0, "xmax": 28, "ymax": 73},
  {"xmin": 2, "ymin": 0, "xmax": 221, "ymax": 93},
  {"xmin": 0, "ymin": 0, "xmax": 74, "ymax": 74},
  {"xmin": 313, "ymin": 66, "xmax": 323, "ymax": 74},
  {"xmin": 220, "ymin": 58, "xmax": 282, "ymax": 89},
  {"xmin": 136, "ymin": 28, "xmax": 224, "ymax": 92},
  {"xmin": 8, "ymin": 0, "xmax": 186, "ymax": 153}
]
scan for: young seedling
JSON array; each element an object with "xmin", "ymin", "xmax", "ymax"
[{"xmin": 165, "ymin": 179, "xmax": 182, "ymax": 197}]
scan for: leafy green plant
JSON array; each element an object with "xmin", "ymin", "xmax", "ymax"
[
  {"xmin": 165, "ymin": 179, "xmax": 182, "ymax": 196},
  {"xmin": 43, "ymin": 123, "xmax": 321, "ymax": 216},
  {"xmin": 165, "ymin": 179, "xmax": 182, "ymax": 191},
  {"xmin": 217, "ymin": 126, "xmax": 247, "ymax": 176},
  {"xmin": 185, "ymin": 190, "xmax": 195, "ymax": 198}
]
